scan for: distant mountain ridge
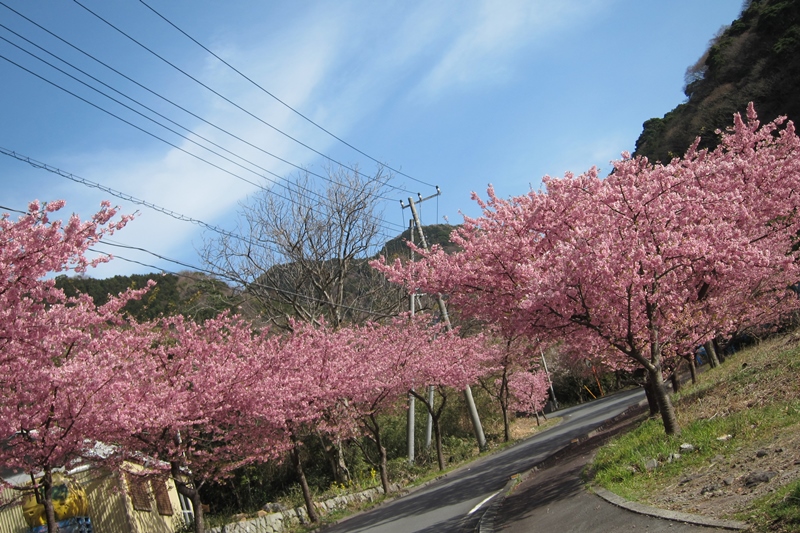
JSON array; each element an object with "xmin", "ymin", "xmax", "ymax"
[
  {"xmin": 635, "ymin": 0, "xmax": 800, "ymax": 162},
  {"xmin": 55, "ymin": 225, "xmax": 457, "ymax": 322},
  {"xmin": 378, "ymin": 224, "xmax": 458, "ymax": 259}
]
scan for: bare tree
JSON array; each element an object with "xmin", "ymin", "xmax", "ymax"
[{"xmin": 202, "ymin": 165, "xmax": 405, "ymax": 330}]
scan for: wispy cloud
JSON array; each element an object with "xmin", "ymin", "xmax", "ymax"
[{"xmin": 414, "ymin": 0, "xmax": 607, "ymax": 98}]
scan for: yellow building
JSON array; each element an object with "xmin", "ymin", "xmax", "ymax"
[{"xmin": 0, "ymin": 463, "xmax": 192, "ymax": 533}]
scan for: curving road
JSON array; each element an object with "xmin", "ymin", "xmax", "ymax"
[{"xmin": 323, "ymin": 388, "xmax": 645, "ymax": 533}]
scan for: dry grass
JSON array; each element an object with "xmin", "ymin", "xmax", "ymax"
[{"xmin": 592, "ymin": 331, "xmax": 800, "ymax": 531}]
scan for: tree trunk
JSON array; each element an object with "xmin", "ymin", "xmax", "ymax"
[
  {"xmin": 410, "ymin": 388, "xmax": 448, "ymax": 470},
  {"xmin": 290, "ymin": 446, "xmax": 319, "ymax": 523},
  {"xmin": 534, "ymin": 411, "xmax": 541, "ymax": 426},
  {"xmin": 501, "ymin": 402, "xmax": 511, "ymax": 441},
  {"xmin": 498, "ymin": 364, "xmax": 511, "ymax": 442},
  {"xmin": 670, "ymin": 371, "xmax": 681, "ymax": 393},
  {"xmin": 336, "ymin": 440, "xmax": 351, "ymax": 484},
  {"xmin": 41, "ymin": 468, "xmax": 58, "ymax": 533},
  {"xmin": 170, "ymin": 463, "xmax": 205, "ymax": 533},
  {"xmin": 317, "ymin": 433, "xmax": 350, "ymax": 484},
  {"xmin": 432, "ymin": 415, "xmax": 445, "ymax": 471},
  {"xmin": 647, "ymin": 366, "xmax": 681, "ymax": 435},
  {"xmin": 190, "ymin": 488, "xmax": 205, "ymax": 533},
  {"xmin": 714, "ymin": 338, "xmax": 726, "ymax": 364},
  {"xmin": 643, "ymin": 379, "xmax": 659, "ymax": 416},
  {"xmin": 704, "ymin": 340, "xmax": 720, "ymax": 368},
  {"xmin": 378, "ymin": 443, "xmax": 390, "ymax": 495},
  {"xmin": 368, "ymin": 414, "xmax": 391, "ymax": 495},
  {"xmin": 687, "ymin": 355, "xmax": 697, "ymax": 384},
  {"xmin": 499, "ymin": 370, "xmax": 510, "ymax": 442}
]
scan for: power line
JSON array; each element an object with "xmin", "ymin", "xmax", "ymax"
[
  {"xmin": 0, "ymin": 5, "xmax": 408, "ymax": 203},
  {"xmin": 0, "ymin": 147, "xmax": 405, "ymax": 261},
  {"xmin": 0, "ymin": 52, "xmax": 265, "ymax": 188},
  {"xmin": 137, "ymin": 0, "xmax": 435, "ymax": 189},
  {"xmin": 71, "ymin": 0, "xmax": 425, "ymax": 196},
  {"xmin": 0, "ymin": 204, "xmax": 28, "ymax": 215},
  {"xmin": 0, "ymin": 52, "xmax": 404, "ymax": 235},
  {"xmin": 0, "ymin": 31, "xmax": 398, "ymax": 214},
  {"xmin": 0, "ymin": 146, "xmax": 280, "ymax": 250}
]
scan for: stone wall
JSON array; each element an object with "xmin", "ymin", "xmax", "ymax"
[{"xmin": 207, "ymin": 485, "xmax": 393, "ymax": 533}]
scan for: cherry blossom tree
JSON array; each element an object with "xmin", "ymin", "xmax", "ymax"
[
  {"xmin": 507, "ymin": 369, "xmax": 550, "ymax": 425},
  {"xmin": 375, "ymin": 107, "xmax": 800, "ymax": 436},
  {"xmin": 407, "ymin": 330, "xmax": 498, "ymax": 470},
  {"xmin": 0, "ymin": 200, "xmax": 148, "ymax": 533},
  {"xmin": 476, "ymin": 333, "xmax": 546, "ymax": 442},
  {"xmin": 269, "ymin": 319, "xmax": 355, "ymax": 524},
  {"xmin": 333, "ymin": 318, "xmax": 423, "ymax": 495},
  {"xmin": 117, "ymin": 313, "xmax": 290, "ymax": 533}
]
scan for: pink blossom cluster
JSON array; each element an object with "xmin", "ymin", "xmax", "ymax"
[
  {"xmin": 0, "ymin": 201, "xmax": 498, "ymax": 531},
  {"xmin": 374, "ymin": 105, "xmax": 800, "ymax": 435},
  {"xmin": 507, "ymin": 370, "xmax": 550, "ymax": 416}
]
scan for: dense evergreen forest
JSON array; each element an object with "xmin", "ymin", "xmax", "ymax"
[{"xmin": 635, "ymin": 0, "xmax": 800, "ymax": 162}]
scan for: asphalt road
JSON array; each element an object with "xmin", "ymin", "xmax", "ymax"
[{"xmin": 322, "ymin": 388, "xmax": 646, "ymax": 533}]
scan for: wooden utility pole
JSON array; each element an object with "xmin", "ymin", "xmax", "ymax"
[{"xmin": 402, "ymin": 190, "xmax": 488, "ymax": 450}]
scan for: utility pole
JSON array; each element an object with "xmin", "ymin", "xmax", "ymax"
[
  {"xmin": 402, "ymin": 189, "xmax": 488, "ymax": 450},
  {"xmin": 407, "ymin": 219, "xmax": 416, "ymax": 464}
]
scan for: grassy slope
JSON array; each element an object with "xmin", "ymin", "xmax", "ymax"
[{"xmin": 591, "ymin": 332, "xmax": 800, "ymax": 532}]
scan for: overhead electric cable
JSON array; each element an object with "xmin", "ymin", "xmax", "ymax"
[
  {"xmin": 0, "ymin": 22, "xmax": 386, "ymax": 201},
  {"xmin": 0, "ymin": 204, "xmax": 28, "ymax": 215},
  {"xmin": 138, "ymin": 0, "xmax": 435, "ymax": 189},
  {"xmin": 0, "ymin": 53, "xmax": 402, "ymax": 234},
  {"xmin": 71, "ymin": 0, "xmax": 421, "ymax": 195},
  {"xmin": 0, "ymin": 35, "xmax": 401, "ymax": 216},
  {"xmin": 0, "ymin": 6, "xmax": 407, "ymax": 201},
  {"xmin": 0, "ymin": 146, "xmax": 280, "ymax": 250},
  {"xmin": 0, "ymin": 147, "xmax": 404, "ymax": 256},
  {"xmin": 0, "ymin": 53, "xmax": 264, "ymax": 188}
]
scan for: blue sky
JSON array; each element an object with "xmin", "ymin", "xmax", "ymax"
[{"xmin": 0, "ymin": 0, "xmax": 744, "ymax": 278}]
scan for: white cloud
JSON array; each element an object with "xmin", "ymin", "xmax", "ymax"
[{"xmin": 414, "ymin": 0, "xmax": 608, "ymax": 98}]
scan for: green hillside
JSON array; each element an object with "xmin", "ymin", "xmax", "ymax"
[
  {"xmin": 379, "ymin": 224, "xmax": 459, "ymax": 259},
  {"xmin": 635, "ymin": 0, "xmax": 800, "ymax": 162},
  {"xmin": 55, "ymin": 271, "xmax": 235, "ymax": 322}
]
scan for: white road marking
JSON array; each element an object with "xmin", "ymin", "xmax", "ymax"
[{"xmin": 467, "ymin": 491, "xmax": 500, "ymax": 516}]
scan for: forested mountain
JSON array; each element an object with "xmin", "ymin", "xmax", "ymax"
[
  {"xmin": 55, "ymin": 271, "xmax": 236, "ymax": 321},
  {"xmin": 635, "ymin": 0, "xmax": 800, "ymax": 162},
  {"xmin": 54, "ymin": 226, "xmax": 455, "ymax": 323},
  {"xmin": 379, "ymin": 224, "xmax": 458, "ymax": 259}
]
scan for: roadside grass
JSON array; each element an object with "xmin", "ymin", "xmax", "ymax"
[
  {"xmin": 591, "ymin": 332, "xmax": 800, "ymax": 530},
  {"xmin": 740, "ymin": 479, "xmax": 800, "ymax": 533}
]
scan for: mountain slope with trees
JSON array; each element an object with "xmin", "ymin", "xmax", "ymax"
[{"xmin": 635, "ymin": 0, "xmax": 800, "ymax": 162}]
